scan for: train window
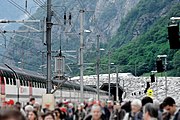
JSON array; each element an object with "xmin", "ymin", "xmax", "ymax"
[
  {"xmin": 20, "ymin": 80, "xmax": 23, "ymax": 86},
  {"xmin": 13, "ymin": 77, "xmax": 16, "ymax": 85},
  {"xmin": 36, "ymin": 82, "xmax": 39, "ymax": 88},
  {"xmin": 5, "ymin": 77, "xmax": 9, "ymax": 84},
  {"xmin": 23, "ymin": 80, "xmax": 25, "ymax": 86},
  {"xmin": 25, "ymin": 80, "xmax": 28, "ymax": 86},
  {"xmin": 22, "ymin": 80, "xmax": 25, "ymax": 86},
  {"xmin": 42, "ymin": 83, "xmax": 44, "ymax": 88},
  {"xmin": 9, "ymin": 78, "xmax": 12, "ymax": 85},
  {"xmin": 33, "ymin": 81, "xmax": 35, "ymax": 87},
  {"xmin": 32, "ymin": 81, "xmax": 34, "ymax": 87},
  {"xmin": 41, "ymin": 83, "xmax": 43, "ymax": 88},
  {"xmin": 34, "ymin": 81, "xmax": 37, "ymax": 88},
  {"xmin": 35, "ymin": 81, "xmax": 38, "ymax": 88},
  {"xmin": 38, "ymin": 82, "xmax": 40, "ymax": 88}
]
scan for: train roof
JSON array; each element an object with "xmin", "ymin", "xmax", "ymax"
[{"xmin": 0, "ymin": 64, "xmax": 107, "ymax": 93}]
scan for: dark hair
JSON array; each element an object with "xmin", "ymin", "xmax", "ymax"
[
  {"xmin": 54, "ymin": 108, "xmax": 62, "ymax": 119},
  {"xmin": 163, "ymin": 97, "xmax": 175, "ymax": 107},
  {"xmin": 141, "ymin": 96, "xmax": 153, "ymax": 106},
  {"xmin": 41, "ymin": 112, "xmax": 55, "ymax": 120},
  {"xmin": 0, "ymin": 107, "xmax": 26, "ymax": 120},
  {"xmin": 30, "ymin": 97, "xmax": 35, "ymax": 102},
  {"xmin": 29, "ymin": 110, "xmax": 38, "ymax": 120},
  {"xmin": 121, "ymin": 101, "xmax": 131, "ymax": 113},
  {"xmin": 15, "ymin": 102, "xmax": 21, "ymax": 105},
  {"xmin": 144, "ymin": 103, "xmax": 158, "ymax": 118},
  {"xmin": 15, "ymin": 102, "xmax": 22, "ymax": 111}
]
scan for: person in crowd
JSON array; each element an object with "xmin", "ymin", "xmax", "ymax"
[
  {"xmin": 162, "ymin": 97, "xmax": 180, "ymax": 120},
  {"xmin": 141, "ymin": 97, "xmax": 153, "ymax": 107},
  {"xmin": 84, "ymin": 104, "xmax": 105, "ymax": 120},
  {"xmin": 7, "ymin": 99, "xmax": 15, "ymax": 106},
  {"xmin": 123, "ymin": 99, "xmax": 142, "ymax": 120},
  {"xmin": 75, "ymin": 104, "xmax": 86, "ymax": 120},
  {"xmin": 14, "ymin": 102, "xmax": 22, "ymax": 111},
  {"xmin": 107, "ymin": 100, "xmax": 114, "ymax": 113},
  {"xmin": 153, "ymin": 99, "xmax": 162, "ymax": 120},
  {"xmin": 143, "ymin": 103, "xmax": 159, "ymax": 120},
  {"xmin": 86, "ymin": 98, "xmax": 94, "ymax": 114},
  {"xmin": 41, "ymin": 112, "xmax": 55, "ymax": 120},
  {"xmin": 66, "ymin": 103, "xmax": 74, "ymax": 120},
  {"xmin": 25, "ymin": 104, "xmax": 34, "ymax": 117},
  {"xmin": 53, "ymin": 108, "xmax": 62, "ymax": 120},
  {"xmin": 121, "ymin": 101, "xmax": 131, "ymax": 113},
  {"xmin": 14, "ymin": 102, "xmax": 26, "ymax": 116},
  {"xmin": 29, "ymin": 98, "xmax": 36, "ymax": 106},
  {"xmin": 135, "ymin": 96, "xmax": 153, "ymax": 120},
  {"xmin": 28, "ymin": 110, "xmax": 38, "ymax": 120},
  {"xmin": 101, "ymin": 101, "xmax": 111, "ymax": 120},
  {"xmin": 33, "ymin": 102, "xmax": 41, "ymax": 113},
  {"xmin": 110, "ymin": 102, "xmax": 126, "ymax": 120},
  {"xmin": 0, "ymin": 107, "xmax": 26, "ymax": 120},
  {"xmin": 60, "ymin": 107, "xmax": 67, "ymax": 120}
]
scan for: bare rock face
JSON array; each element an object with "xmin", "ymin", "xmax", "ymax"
[{"xmin": 1, "ymin": 0, "xmax": 140, "ymax": 70}]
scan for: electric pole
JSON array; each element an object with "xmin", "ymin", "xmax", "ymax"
[
  {"xmin": 47, "ymin": 0, "xmax": 52, "ymax": 94},
  {"xmin": 108, "ymin": 51, "xmax": 111, "ymax": 100},
  {"xmin": 79, "ymin": 9, "xmax": 84, "ymax": 102},
  {"xmin": 116, "ymin": 66, "xmax": 119, "ymax": 102},
  {"xmin": 96, "ymin": 35, "xmax": 100, "ymax": 101}
]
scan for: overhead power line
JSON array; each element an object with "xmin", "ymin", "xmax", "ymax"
[{"xmin": 7, "ymin": 0, "xmax": 36, "ymax": 20}]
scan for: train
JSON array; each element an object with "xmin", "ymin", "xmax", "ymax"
[{"xmin": 0, "ymin": 64, "xmax": 108, "ymax": 105}]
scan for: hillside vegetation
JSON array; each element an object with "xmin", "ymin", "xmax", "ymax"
[{"xmin": 100, "ymin": 0, "xmax": 180, "ymax": 76}]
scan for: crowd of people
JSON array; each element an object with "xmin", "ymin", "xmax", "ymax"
[{"xmin": 0, "ymin": 96, "xmax": 180, "ymax": 120}]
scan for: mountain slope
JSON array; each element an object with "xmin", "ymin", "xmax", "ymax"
[
  {"xmin": 1, "ymin": 0, "xmax": 140, "ymax": 74},
  {"xmin": 101, "ymin": 0, "xmax": 180, "ymax": 76}
]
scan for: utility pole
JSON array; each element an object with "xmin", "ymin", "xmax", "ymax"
[
  {"xmin": 116, "ymin": 66, "xmax": 119, "ymax": 102},
  {"xmin": 46, "ymin": 0, "xmax": 52, "ymax": 94},
  {"xmin": 108, "ymin": 51, "xmax": 111, "ymax": 100},
  {"xmin": 79, "ymin": 9, "xmax": 85, "ymax": 102},
  {"xmin": 96, "ymin": 35, "xmax": 100, "ymax": 101},
  {"xmin": 42, "ymin": 52, "xmax": 45, "ymax": 74}
]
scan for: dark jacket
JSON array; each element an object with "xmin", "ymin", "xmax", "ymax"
[
  {"xmin": 162, "ymin": 109, "xmax": 180, "ymax": 120},
  {"xmin": 110, "ymin": 109, "xmax": 126, "ymax": 120}
]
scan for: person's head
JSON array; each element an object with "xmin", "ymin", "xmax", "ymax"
[
  {"xmin": 25, "ymin": 105, "xmax": 34, "ymax": 114},
  {"xmin": 41, "ymin": 112, "xmax": 55, "ymax": 120},
  {"xmin": 33, "ymin": 102, "xmax": 40, "ymax": 112},
  {"xmin": 88, "ymin": 98, "xmax": 94, "ymax": 106},
  {"xmin": 28, "ymin": 110, "xmax": 38, "ymax": 120},
  {"xmin": 15, "ymin": 102, "xmax": 21, "ymax": 111},
  {"xmin": 131, "ymin": 99, "xmax": 142, "ymax": 113},
  {"xmin": 143, "ymin": 103, "xmax": 158, "ymax": 120},
  {"xmin": 107, "ymin": 100, "xmax": 113, "ymax": 108},
  {"xmin": 153, "ymin": 99, "xmax": 160, "ymax": 109},
  {"xmin": 162, "ymin": 97, "xmax": 176, "ymax": 115},
  {"xmin": 53, "ymin": 108, "xmax": 61, "ymax": 120},
  {"xmin": 121, "ymin": 101, "xmax": 131, "ymax": 113},
  {"xmin": 30, "ymin": 98, "xmax": 35, "ymax": 105},
  {"xmin": 100, "ymin": 101, "xmax": 106, "ymax": 107},
  {"xmin": 0, "ymin": 107, "xmax": 26, "ymax": 120},
  {"xmin": 113, "ymin": 102, "xmax": 121, "ymax": 111},
  {"xmin": 141, "ymin": 97, "xmax": 153, "ymax": 107},
  {"xmin": 91, "ymin": 104, "xmax": 102, "ymax": 120}
]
